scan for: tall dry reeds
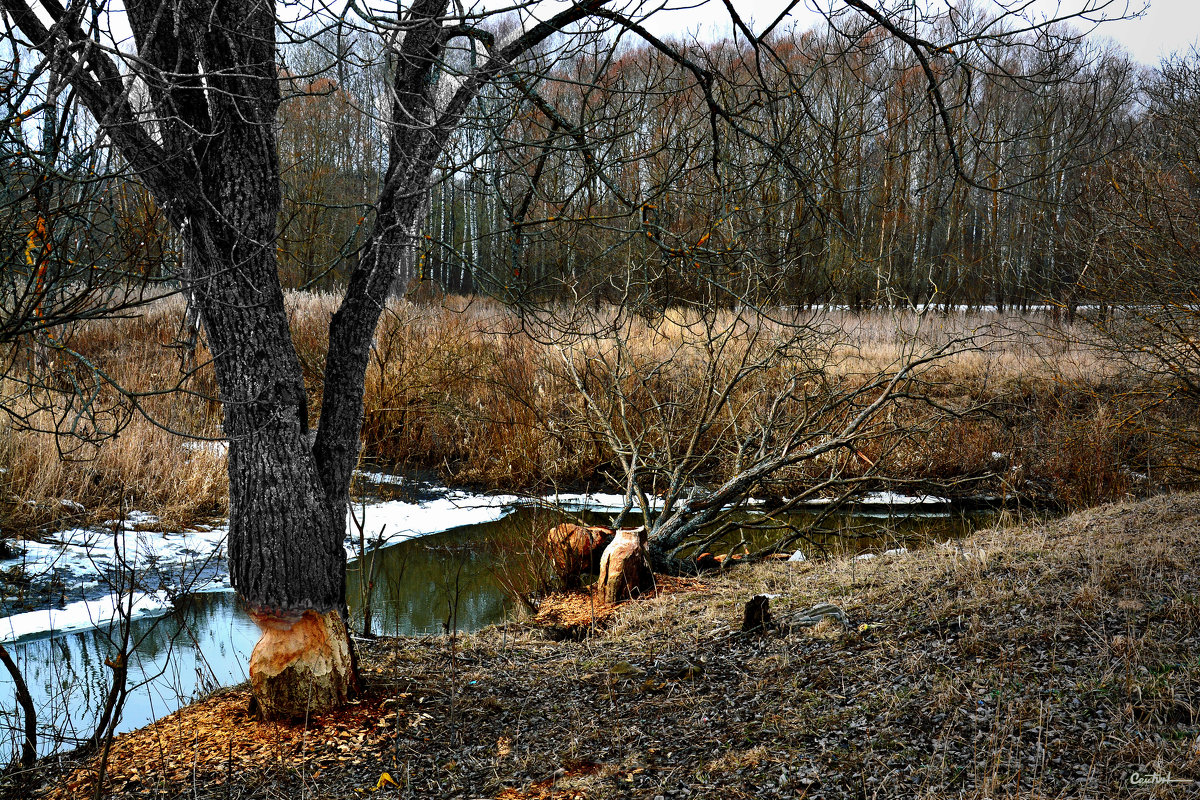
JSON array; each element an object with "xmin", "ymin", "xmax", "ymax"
[{"xmin": 0, "ymin": 295, "xmax": 1185, "ymax": 538}]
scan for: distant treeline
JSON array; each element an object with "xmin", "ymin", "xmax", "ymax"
[{"xmin": 8, "ymin": 14, "xmax": 1191, "ymax": 314}]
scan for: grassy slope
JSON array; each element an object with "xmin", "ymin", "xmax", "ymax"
[{"xmin": 31, "ymin": 492, "xmax": 1200, "ymax": 799}]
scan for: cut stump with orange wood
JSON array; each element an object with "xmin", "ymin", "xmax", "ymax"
[
  {"xmin": 596, "ymin": 527, "xmax": 654, "ymax": 605},
  {"xmin": 544, "ymin": 523, "xmax": 615, "ymax": 587}
]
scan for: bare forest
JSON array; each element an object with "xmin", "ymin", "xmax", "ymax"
[{"xmin": 3, "ymin": 1, "xmax": 1200, "ymax": 797}]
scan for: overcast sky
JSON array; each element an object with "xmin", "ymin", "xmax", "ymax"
[
  {"xmin": 69, "ymin": 0, "xmax": 1200, "ymax": 68},
  {"xmin": 535, "ymin": 0, "xmax": 1200, "ymax": 66}
]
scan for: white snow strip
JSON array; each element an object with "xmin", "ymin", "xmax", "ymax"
[
  {"xmin": 354, "ymin": 471, "xmax": 406, "ymax": 486},
  {"xmin": 344, "ymin": 491, "xmax": 521, "ymax": 556},
  {"xmin": 857, "ymin": 492, "xmax": 952, "ymax": 505},
  {"xmin": 101, "ymin": 510, "xmax": 160, "ymax": 527},
  {"xmin": 181, "ymin": 440, "xmax": 229, "ymax": 455},
  {"xmin": 545, "ymin": 492, "xmax": 649, "ymax": 512},
  {"xmin": 11, "ymin": 524, "xmax": 228, "ymax": 588},
  {"xmin": 545, "ymin": 493, "xmax": 767, "ymax": 513},
  {"xmin": 0, "ymin": 591, "xmax": 172, "ymax": 643}
]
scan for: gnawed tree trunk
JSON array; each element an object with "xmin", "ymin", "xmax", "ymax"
[
  {"xmin": 544, "ymin": 523, "xmax": 615, "ymax": 588},
  {"xmin": 5, "ymin": 0, "xmax": 620, "ymax": 722},
  {"xmin": 248, "ymin": 609, "xmax": 353, "ymax": 719},
  {"xmin": 596, "ymin": 527, "xmax": 654, "ymax": 604}
]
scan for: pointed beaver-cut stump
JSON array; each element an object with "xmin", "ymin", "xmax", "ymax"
[
  {"xmin": 544, "ymin": 523, "xmax": 615, "ymax": 588},
  {"xmin": 596, "ymin": 526, "xmax": 654, "ymax": 605},
  {"xmin": 248, "ymin": 608, "xmax": 353, "ymax": 720}
]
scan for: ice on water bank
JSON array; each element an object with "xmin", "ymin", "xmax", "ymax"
[
  {"xmin": 1, "ymin": 490, "xmax": 527, "ymax": 641},
  {"xmin": 0, "ymin": 591, "xmax": 173, "ymax": 642},
  {"xmin": 10, "ymin": 523, "xmax": 229, "ymax": 593},
  {"xmin": 788, "ymin": 491, "xmax": 953, "ymax": 508},
  {"xmin": 856, "ymin": 492, "xmax": 951, "ymax": 506},
  {"xmin": 345, "ymin": 491, "xmax": 522, "ymax": 555},
  {"xmin": 0, "ymin": 482, "xmax": 954, "ymax": 642},
  {"xmin": 547, "ymin": 493, "xmax": 651, "ymax": 513},
  {"xmin": 546, "ymin": 492, "xmax": 767, "ymax": 514},
  {"xmin": 354, "ymin": 470, "xmax": 406, "ymax": 487}
]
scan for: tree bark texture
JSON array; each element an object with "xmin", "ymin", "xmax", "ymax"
[{"xmin": 2, "ymin": 0, "xmax": 617, "ymax": 720}]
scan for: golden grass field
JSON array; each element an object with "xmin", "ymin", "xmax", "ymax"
[{"xmin": 0, "ymin": 293, "xmax": 1190, "ymax": 536}]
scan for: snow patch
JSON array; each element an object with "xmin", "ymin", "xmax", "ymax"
[
  {"xmin": 856, "ymin": 492, "xmax": 951, "ymax": 506},
  {"xmin": 354, "ymin": 471, "xmax": 405, "ymax": 486},
  {"xmin": 345, "ymin": 491, "xmax": 521, "ymax": 556},
  {"xmin": 0, "ymin": 591, "xmax": 172, "ymax": 642},
  {"xmin": 181, "ymin": 440, "xmax": 228, "ymax": 456}
]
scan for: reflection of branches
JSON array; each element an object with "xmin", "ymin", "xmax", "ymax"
[
  {"xmin": 487, "ymin": 505, "xmax": 560, "ymax": 613},
  {"xmin": 0, "ymin": 641, "xmax": 35, "ymax": 771},
  {"xmin": 0, "ymin": 492, "xmax": 227, "ymax": 769}
]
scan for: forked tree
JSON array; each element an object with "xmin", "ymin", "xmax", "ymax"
[{"xmin": 1, "ymin": 0, "xmax": 1130, "ymax": 718}]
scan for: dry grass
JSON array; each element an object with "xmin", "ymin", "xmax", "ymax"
[
  {"xmin": 0, "ymin": 298, "xmax": 226, "ymax": 533},
  {"xmin": 32, "ymin": 492, "xmax": 1200, "ymax": 799},
  {"xmin": 0, "ymin": 295, "xmax": 1187, "ymax": 538}
]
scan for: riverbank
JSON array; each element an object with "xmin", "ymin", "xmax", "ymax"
[{"xmin": 22, "ymin": 492, "xmax": 1200, "ymax": 799}]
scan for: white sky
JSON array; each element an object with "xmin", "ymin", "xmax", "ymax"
[
  {"xmin": 31, "ymin": 0, "xmax": 1200, "ymax": 68},
  {"xmin": 519, "ymin": 0, "xmax": 1200, "ymax": 66}
]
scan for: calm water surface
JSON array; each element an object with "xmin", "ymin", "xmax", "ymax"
[{"xmin": 0, "ymin": 502, "xmax": 992, "ymax": 755}]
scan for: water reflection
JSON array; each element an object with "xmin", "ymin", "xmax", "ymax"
[
  {"xmin": 0, "ymin": 503, "xmax": 990, "ymax": 757},
  {"xmin": 0, "ymin": 592, "xmax": 259, "ymax": 757}
]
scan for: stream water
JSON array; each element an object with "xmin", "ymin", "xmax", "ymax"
[{"xmin": 0, "ymin": 498, "xmax": 992, "ymax": 757}]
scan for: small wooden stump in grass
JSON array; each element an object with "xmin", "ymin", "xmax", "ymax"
[
  {"xmin": 742, "ymin": 594, "xmax": 773, "ymax": 632},
  {"xmin": 596, "ymin": 527, "xmax": 654, "ymax": 605}
]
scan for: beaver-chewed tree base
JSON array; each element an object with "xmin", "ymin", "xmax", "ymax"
[
  {"xmin": 596, "ymin": 527, "xmax": 655, "ymax": 605},
  {"xmin": 247, "ymin": 609, "xmax": 353, "ymax": 720}
]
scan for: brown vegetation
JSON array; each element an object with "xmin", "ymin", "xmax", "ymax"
[
  {"xmin": 31, "ymin": 492, "xmax": 1200, "ymax": 799},
  {"xmin": 2, "ymin": 295, "xmax": 1193, "ymax": 539}
]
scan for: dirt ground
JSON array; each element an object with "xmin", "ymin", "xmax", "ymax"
[{"xmin": 18, "ymin": 493, "xmax": 1200, "ymax": 799}]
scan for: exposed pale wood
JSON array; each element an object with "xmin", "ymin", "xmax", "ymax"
[
  {"xmin": 248, "ymin": 609, "xmax": 353, "ymax": 720},
  {"xmin": 596, "ymin": 527, "xmax": 654, "ymax": 604}
]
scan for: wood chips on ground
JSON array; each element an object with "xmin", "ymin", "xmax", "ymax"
[
  {"xmin": 533, "ymin": 574, "xmax": 708, "ymax": 632},
  {"xmin": 27, "ymin": 495, "xmax": 1200, "ymax": 799}
]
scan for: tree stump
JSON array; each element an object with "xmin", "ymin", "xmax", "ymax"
[
  {"xmin": 247, "ymin": 608, "xmax": 353, "ymax": 720},
  {"xmin": 596, "ymin": 527, "xmax": 654, "ymax": 604},
  {"xmin": 742, "ymin": 594, "xmax": 773, "ymax": 632},
  {"xmin": 544, "ymin": 523, "xmax": 615, "ymax": 587}
]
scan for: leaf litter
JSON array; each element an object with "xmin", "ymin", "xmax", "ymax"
[{"xmin": 25, "ymin": 493, "xmax": 1200, "ymax": 799}]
